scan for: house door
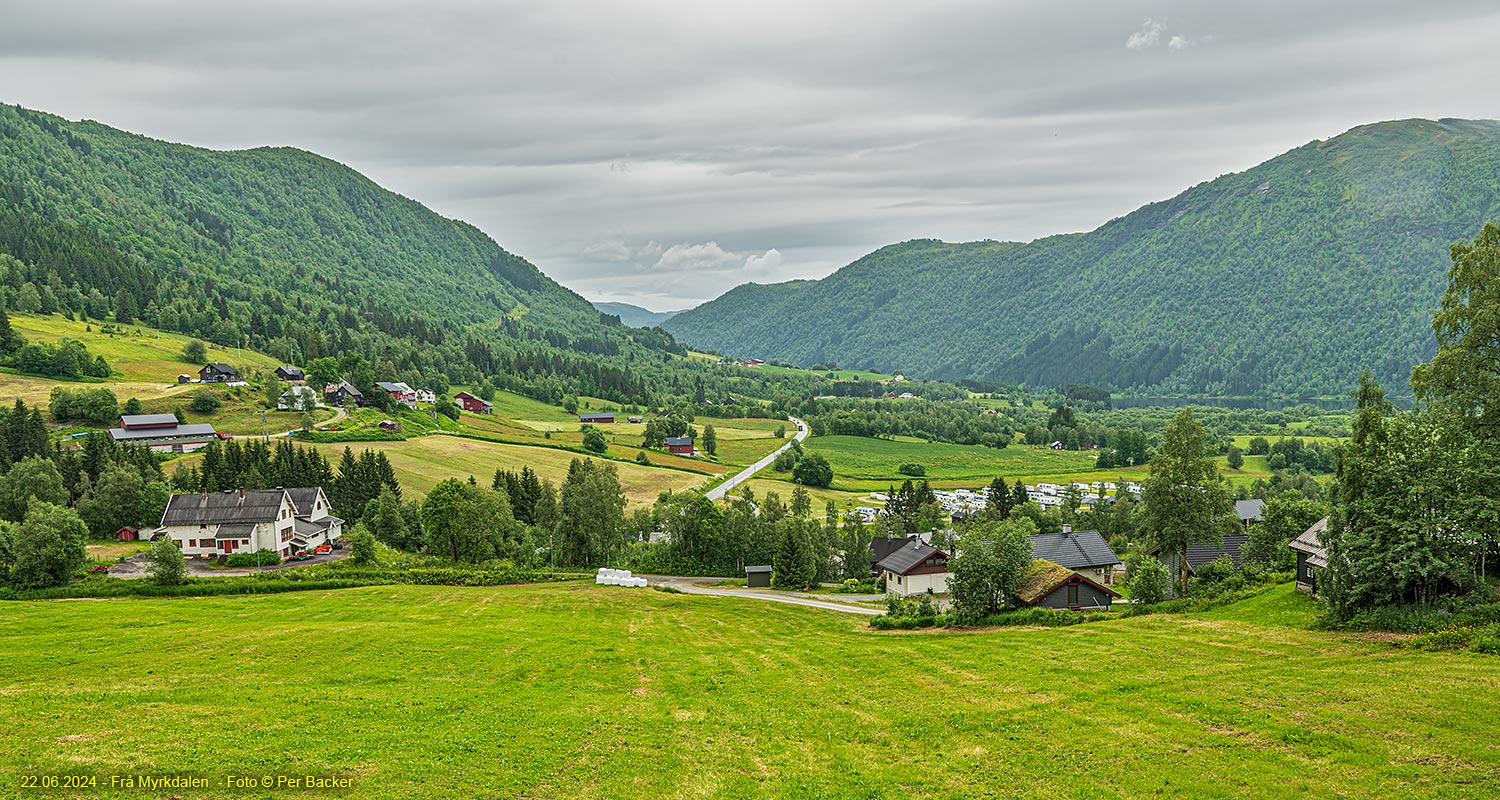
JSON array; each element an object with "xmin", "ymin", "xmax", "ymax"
[
  {"xmin": 1067, "ymin": 583, "xmax": 1079, "ymax": 608},
  {"xmin": 221, "ymin": 540, "xmax": 233, "ymax": 554}
]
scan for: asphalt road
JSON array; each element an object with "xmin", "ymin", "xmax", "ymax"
[
  {"xmin": 705, "ymin": 416, "xmax": 809, "ymax": 501},
  {"xmin": 646, "ymin": 574, "xmax": 883, "ymax": 616}
]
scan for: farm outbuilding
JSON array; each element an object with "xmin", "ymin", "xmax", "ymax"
[{"xmin": 746, "ymin": 565, "xmax": 772, "ymax": 588}]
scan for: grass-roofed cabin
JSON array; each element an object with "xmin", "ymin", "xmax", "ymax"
[{"xmin": 1014, "ymin": 559, "xmax": 1120, "ymax": 611}]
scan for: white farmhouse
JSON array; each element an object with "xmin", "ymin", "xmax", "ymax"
[
  {"xmin": 877, "ymin": 540, "xmax": 952, "ymax": 597},
  {"xmin": 154, "ymin": 487, "xmax": 343, "ymax": 560}
]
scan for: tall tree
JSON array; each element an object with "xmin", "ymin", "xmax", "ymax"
[
  {"xmin": 948, "ymin": 516, "xmax": 1036, "ymax": 624},
  {"xmin": 1140, "ymin": 408, "xmax": 1236, "ymax": 596}
]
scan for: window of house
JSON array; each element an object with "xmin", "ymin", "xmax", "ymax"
[{"xmin": 188, "ymin": 539, "xmax": 196, "ymax": 547}]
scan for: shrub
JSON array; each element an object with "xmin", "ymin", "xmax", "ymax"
[
  {"xmin": 1406, "ymin": 626, "xmax": 1474, "ymax": 652},
  {"xmin": 182, "ymin": 340, "xmax": 207, "ymax": 363},
  {"xmin": 1470, "ymin": 624, "xmax": 1500, "ymax": 655},
  {"xmin": 1126, "ymin": 556, "xmax": 1171, "ymax": 605},
  {"xmin": 189, "ymin": 387, "xmax": 222, "ymax": 413},
  {"xmin": 146, "ymin": 537, "xmax": 187, "ymax": 586},
  {"xmin": 897, "ymin": 462, "xmax": 926, "ymax": 477},
  {"xmin": 224, "ymin": 550, "xmax": 281, "ymax": 568}
]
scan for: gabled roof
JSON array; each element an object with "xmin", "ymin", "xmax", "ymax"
[
  {"xmin": 119, "ymin": 413, "xmax": 180, "ymax": 429},
  {"xmin": 212, "ymin": 522, "xmax": 257, "ymax": 540},
  {"xmin": 374, "ymin": 381, "xmax": 412, "ymax": 393},
  {"xmin": 745, "ymin": 565, "xmax": 772, "ymax": 573},
  {"xmin": 1150, "ymin": 533, "xmax": 1252, "ymax": 574},
  {"xmin": 293, "ymin": 516, "xmax": 343, "ymax": 535},
  {"xmin": 664, "ymin": 436, "xmax": 693, "ymax": 447},
  {"xmin": 1236, "ymin": 499, "xmax": 1267, "ymax": 522},
  {"xmin": 275, "ymin": 366, "xmax": 305, "ymax": 379},
  {"xmin": 869, "ymin": 535, "xmax": 918, "ymax": 565},
  {"xmin": 1290, "ymin": 516, "xmax": 1330, "ymax": 568},
  {"xmin": 1029, "ymin": 530, "xmax": 1120, "ymax": 570},
  {"xmin": 876, "ymin": 541, "xmax": 948, "ymax": 576},
  {"xmin": 203, "ymin": 362, "xmax": 238, "ymax": 374},
  {"xmin": 162, "ymin": 490, "xmax": 288, "ymax": 526},
  {"xmin": 579, "ymin": 412, "xmax": 614, "ymax": 420},
  {"xmin": 284, "ymin": 487, "xmax": 326, "ymax": 517},
  {"xmin": 326, "ymin": 379, "xmax": 363, "ymax": 397},
  {"xmin": 109, "ymin": 423, "xmax": 217, "ymax": 441},
  {"xmin": 1014, "ymin": 559, "xmax": 1121, "ymax": 605}
]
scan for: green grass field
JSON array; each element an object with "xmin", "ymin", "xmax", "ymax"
[
  {"xmin": 804, "ymin": 436, "xmax": 1099, "ymax": 489},
  {"xmin": 1, "ymin": 583, "xmax": 1495, "ymax": 798},
  {"xmin": 306, "ymin": 435, "xmax": 710, "ymax": 506}
]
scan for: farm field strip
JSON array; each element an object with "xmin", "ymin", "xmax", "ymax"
[{"xmin": 0, "ymin": 583, "xmax": 1494, "ymax": 799}]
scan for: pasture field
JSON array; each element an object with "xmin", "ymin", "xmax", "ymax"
[
  {"xmin": 9, "ymin": 313, "xmax": 281, "ymax": 383},
  {"xmin": 0, "ymin": 583, "xmax": 1496, "ymax": 799},
  {"xmin": 804, "ymin": 436, "xmax": 1098, "ymax": 489},
  {"xmin": 305, "ymin": 435, "xmax": 710, "ymax": 506}
]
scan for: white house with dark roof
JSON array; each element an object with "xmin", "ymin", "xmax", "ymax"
[
  {"xmin": 877, "ymin": 540, "xmax": 951, "ymax": 597},
  {"xmin": 154, "ymin": 487, "xmax": 342, "ymax": 560}
]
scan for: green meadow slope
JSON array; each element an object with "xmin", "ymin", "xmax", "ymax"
[{"xmin": 1, "ymin": 583, "xmax": 1495, "ymax": 799}]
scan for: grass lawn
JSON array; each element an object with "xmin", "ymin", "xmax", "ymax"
[
  {"xmin": 1, "ymin": 583, "xmax": 1496, "ymax": 798},
  {"xmin": 805, "ymin": 436, "xmax": 1098, "ymax": 489},
  {"xmin": 83, "ymin": 542, "xmax": 152, "ymax": 562},
  {"xmin": 306, "ymin": 435, "xmax": 709, "ymax": 506},
  {"xmin": 9, "ymin": 312, "xmax": 281, "ymax": 383}
]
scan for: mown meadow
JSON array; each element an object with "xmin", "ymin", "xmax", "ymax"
[{"xmin": 1, "ymin": 583, "xmax": 1495, "ymax": 799}]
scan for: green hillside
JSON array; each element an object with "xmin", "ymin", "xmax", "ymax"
[
  {"xmin": 665, "ymin": 118, "xmax": 1500, "ymax": 397},
  {"xmin": 0, "ymin": 103, "xmax": 795, "ymax": 407}
]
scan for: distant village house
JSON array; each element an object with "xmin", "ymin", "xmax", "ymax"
[
  {"xmin": 454, "ymin": 391, "xmax": 493, "ymax": 414},
  {"xmin": 108, "ymin": 413, "xmax": 218, "ymax": 454},
  {"xmin": 199, "ymin": 363, "xmax": 240, "ymax": 383}
]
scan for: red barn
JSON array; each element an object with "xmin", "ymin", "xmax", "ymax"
[
  {"xmin": 453, "ymin": 391, "xmax": 493, "ymax": 414},
  {"xmin": 665, "ymin": 436, "xmax": 694, "ymax": 455}
]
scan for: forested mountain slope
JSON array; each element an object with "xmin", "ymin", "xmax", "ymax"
[
  {"xmin": 0, "ymin": 104, "xmax": 717, "ymax": 404},
  {"xmin": 665, "ymin": 119, "xmax": 1500, "ymax": 396},
  {"xmin": 593, "ymin": 302, "xmax": 682, "ymax": 329}
]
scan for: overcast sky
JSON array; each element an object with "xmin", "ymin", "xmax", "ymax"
[{"xmin": 4, "ymin": 1, "xmax": 1499, "ymax": 310}]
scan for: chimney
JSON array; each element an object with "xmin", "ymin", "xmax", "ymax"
[{"xmin": 1061, "ymin": 524, "xmax": 1072, "ymax": 534}]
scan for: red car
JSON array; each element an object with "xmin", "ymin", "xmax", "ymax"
[
  {"xmin": 216, "ymin": 432, "xmax": 233, "ymax": 440},
  {"xmin": 289, "ymin": 551, "xmax": 313, "ymax": 561},
  {"xmin": 313, "ymin": 544, "xmax": 333, "ymax": 555}
]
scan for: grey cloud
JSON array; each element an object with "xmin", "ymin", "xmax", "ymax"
[{"xmin": 3, "ymin": 1, "xmax": 1499, "ymax": 309}]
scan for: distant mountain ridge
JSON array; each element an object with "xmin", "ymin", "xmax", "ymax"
[
  {"xmin": 592, "ymin": 302, "xmax": 684, "ymax": 329},
  {"xmin": 664, "ymin": 118, "xmax": 1500, "ymax": 396}
]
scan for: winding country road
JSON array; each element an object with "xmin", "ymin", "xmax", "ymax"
[{"xmin": 705, "ymin": 416, "xmax": 808, "ymax": 501}]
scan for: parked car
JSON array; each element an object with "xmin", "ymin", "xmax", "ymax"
[
  {"xmin": 332, "ymin": 541, "xmax": 345, "ymax": 550},
  {"xmin": 314, "ymin": 544, "xmax": 332, "ymax": 555},
  {"xmin": 290, "ymin": 551, "xmax": 313, "ymax": 561},
  {"xmin": 88, "ymin": 565, "xmax": 110, "ymax": 574}
]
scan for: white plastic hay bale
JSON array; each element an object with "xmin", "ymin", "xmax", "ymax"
[{"xmin": 634, "ymin": 577, "xmax": 649, "ymax": 588}]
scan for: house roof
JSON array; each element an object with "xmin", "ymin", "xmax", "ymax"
[
  {"xmin": 203, "ymin": 362, "xmax": 238, "ymax": 374},
  {"xmin": 876, "ymin": 541, "xmax": 948, "ymax": 576},
  {"xmin": 1014, "ymin": 559, "xmax": 1121, "ymax": 605},
  {"xmin": 1236, "ymin": 499, "xmax": 1266, "ymax": 522},
  {"xmin": 119, "ymin": 413, "xmax": 180, "ymax": 428},
  {"xmin": 212, "ymin": 522, "xmax": 257, "ymax": 540},
  {"xmin": 284, "ymin": 487, "xmax": 324, "ymax": 516},
  {"xmin": 1290, "ymin": 516, "xmax": 1330, "ymax": 568},
  {"xmin": 745, "ymin": 565, "xmax": 772, "ymax": 573},
  {"xmin": 1029, "ymin": 530, "xmax": 1120, "ymax": 570},
  {"xmin": 579, "ymin": 412, "xmax": 614, "ymax": 420},
  {"xmin": 161, "ymin": 490, "xmax": 289, "ymax": 526},
  {"xmin": 326, "ymin": 380, "xmax": 363, "ymax": 397},
  {"xmin": 109, "ymin": 423, "xmax": 218, "ymax": 441},
  {"xmin": 664, "ymin": 436, "xmax": 693, "ymax": 447},
  {"xmin": 1150, "ymin": 533, "xmax": 1253, "ymax": 573},
  {"xmin": 276, "ymin": 366, "xmax": 304, "ymax": 378},
  {"xmin": 869, "ymin": 535, "xmax": 917, "ymax": 565},
  {"xmin": 293, "ymin": 516, "xmax": 343, "ymax": 535},
  {"xmin": 374, "ymin": 381, "xmax": 412, "ymax": 393}
]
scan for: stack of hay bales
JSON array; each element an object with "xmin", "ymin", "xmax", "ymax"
[{"xmin": 595, "ymin": 568, "xmax": 648, "ymax": 588}]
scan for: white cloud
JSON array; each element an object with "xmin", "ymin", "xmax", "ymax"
[
  {"xmin": 743, "ymin": 248, "xmax": 784, "ymax": 272},
  {"xmin": 582, "ymin": 234, "xmax": 632, "ymax": 262},
  {"xmin": 654, "ymin": 241, "xmax": 742, "ymax": 272},
  {"xmin": 1168, "ymin": 34, "xmax": 1214, "ymax": 50},
  {"xmin": 1126, "ymin": 19, "xmax": 1165, "ymax": 50}
]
